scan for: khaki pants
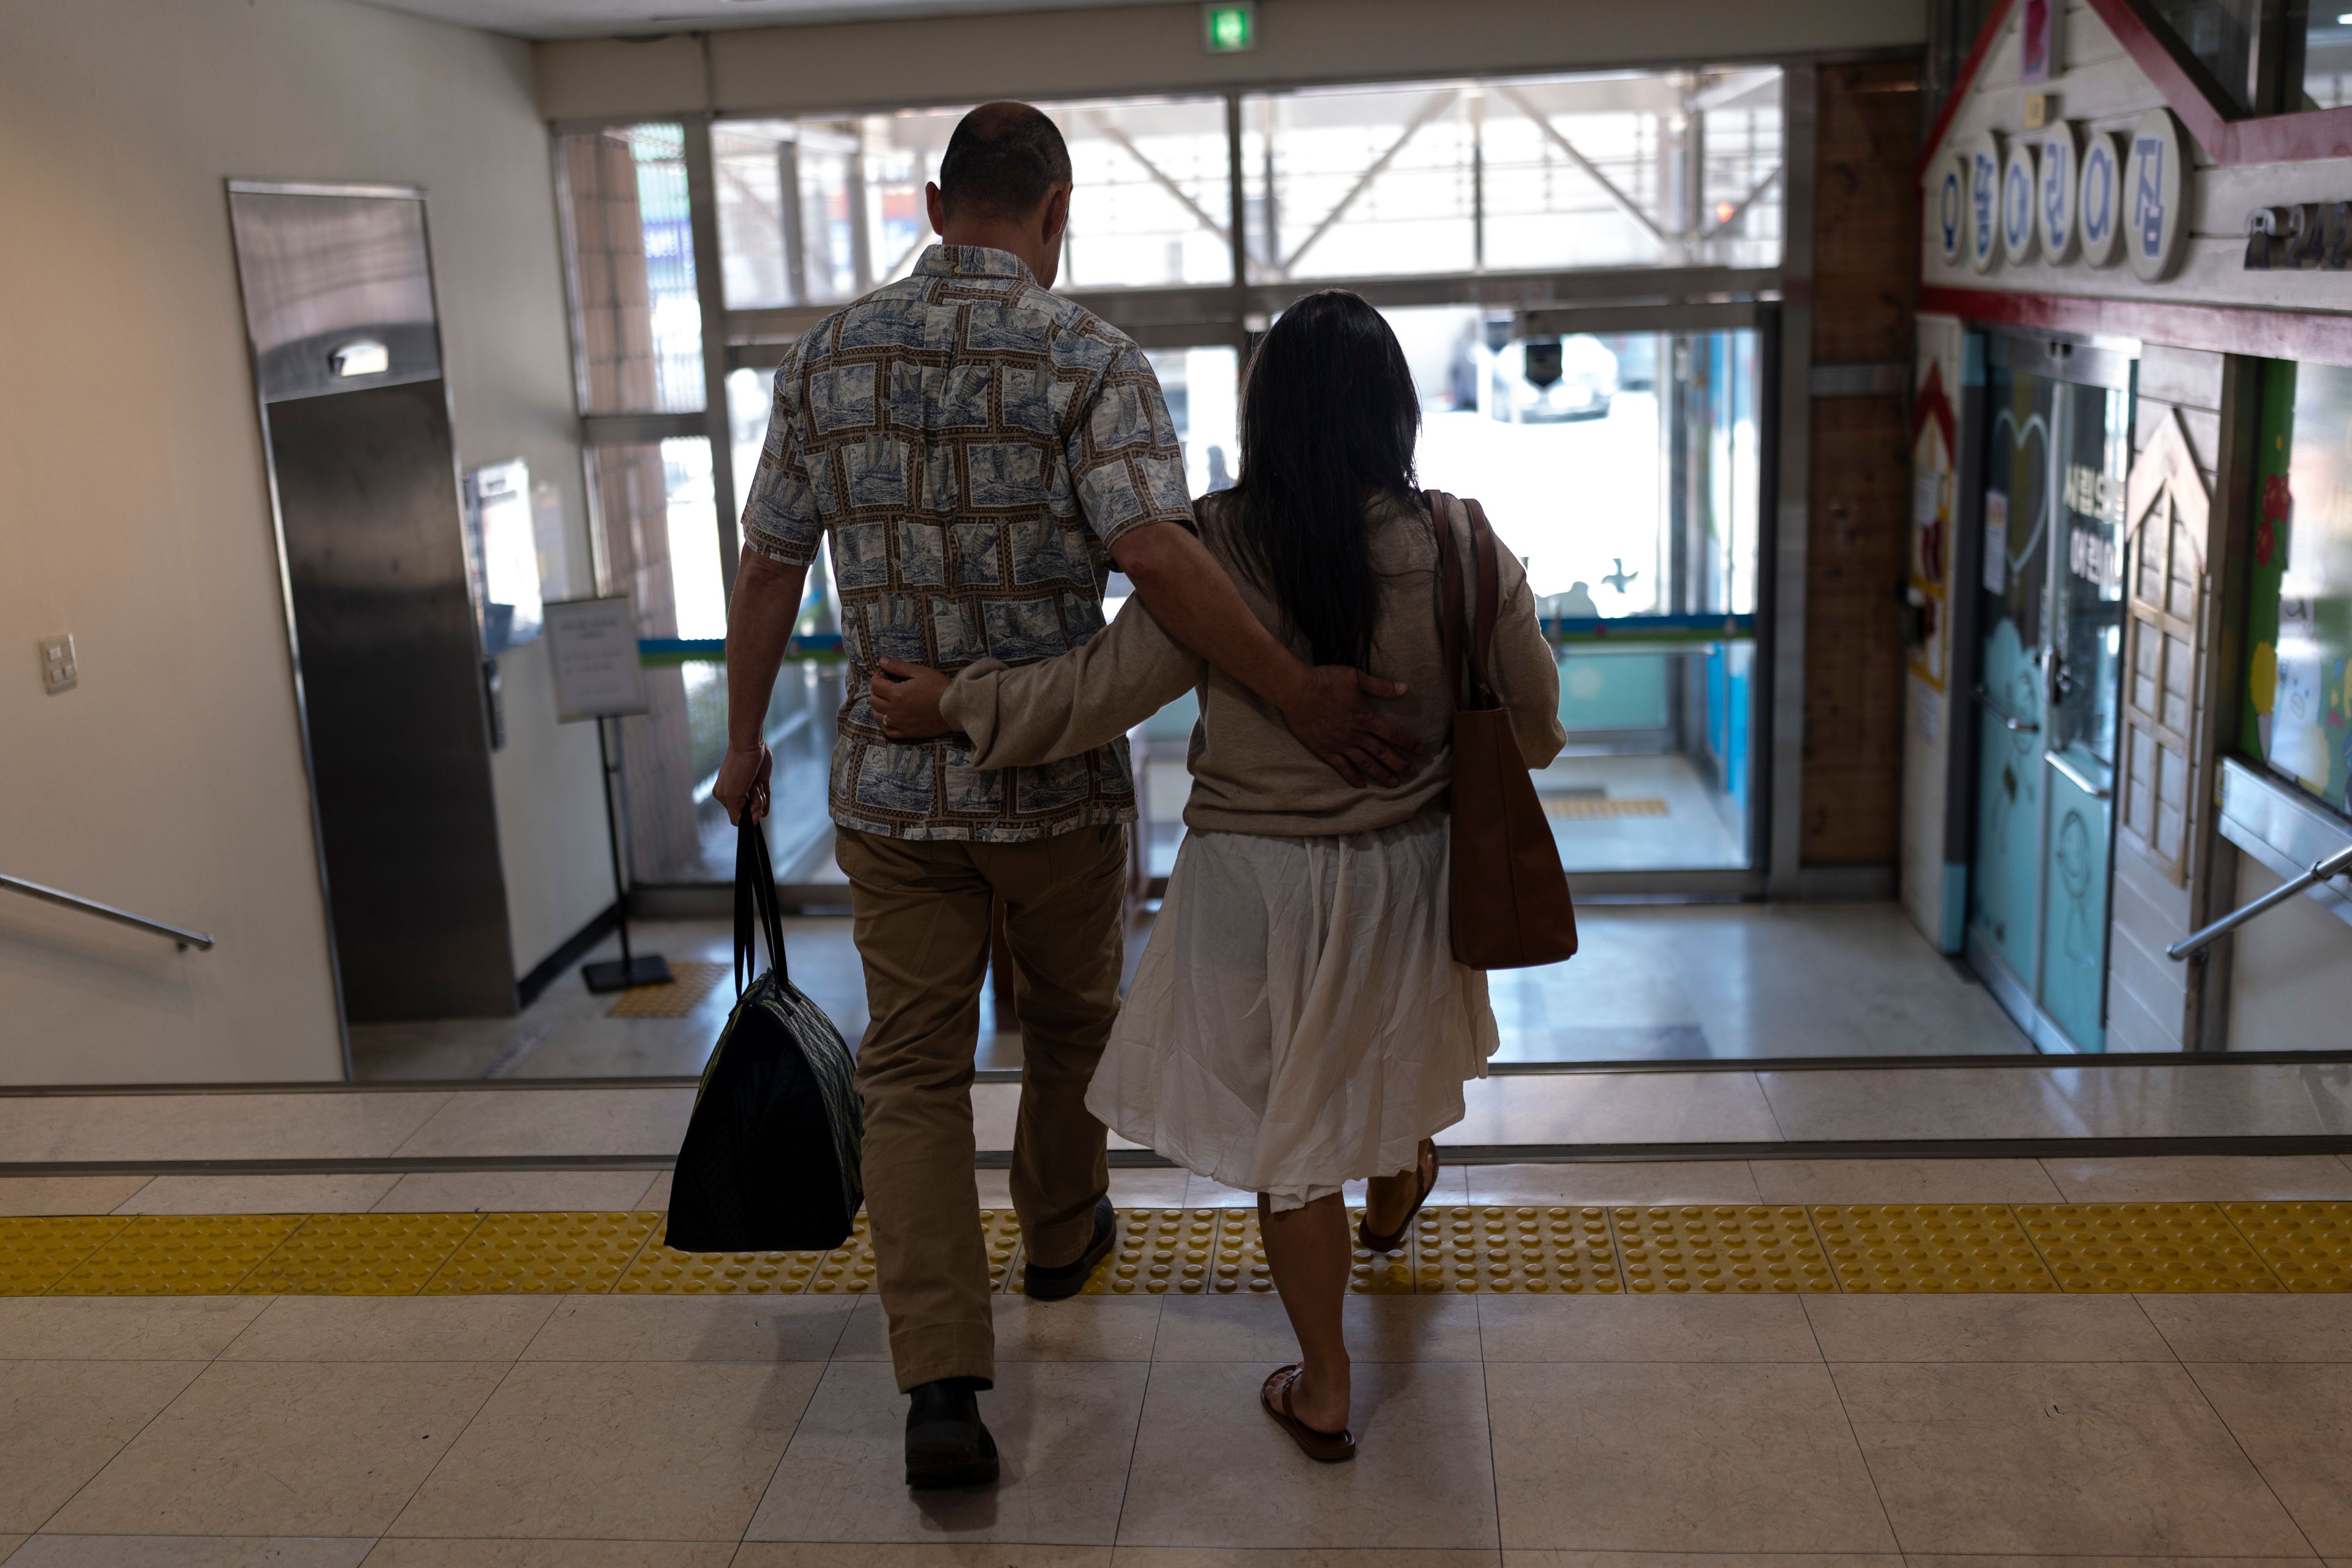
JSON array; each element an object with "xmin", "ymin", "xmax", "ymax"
[{"xmin": 836, "ymin": 822, "xmax": 1128, "ymax": 1391}]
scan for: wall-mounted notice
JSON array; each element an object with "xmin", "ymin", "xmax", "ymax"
[{"xmin": 544, "ymin": 597, "xmax": 649, "ymax": 721}]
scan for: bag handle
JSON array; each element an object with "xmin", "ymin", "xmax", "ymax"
[
  {"xmin": 1427, "ymin": 489, "xmax": 1499, "ymax": 711},
  {"xmin": 734, "ymin": 812, "xmax": 789, "ymax": 997},
  {"xmin": 1465, "ymin": 497, "xmax": 1501, "ymax": 703}
]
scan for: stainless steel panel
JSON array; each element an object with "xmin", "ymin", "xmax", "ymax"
[
  {"xmin": 230, "ymin": 183, "xmax": 515, "ymax": 1025},
  {"xmin": 266, "ymin": 380, "xmax": 516, "ymax": 1019},
  {"xmin": 2218, "ymin": 756, "xmax": 2352, "ymax": 932},
  {"xmin": 228, "ymin": 189, "xmax": 440, "ymax": 401}
]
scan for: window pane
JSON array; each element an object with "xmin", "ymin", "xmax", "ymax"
[
  {"xmin": 1142, "ymin": 345, "xmax": 1240, "ymax": 497},
  {"xmin": 1242, "ymin": 68, "xmax": 1782, "ymax": 281},
  {"xmin": 1379, "ymin": 304, "xmax": 1760, "ymax": 870},
  {"xmin": 1243, "ymin": 85, "xmax": 1477, "ymax": 279},
  {"xmin": 2241, "ymin": 360, "xmax": 2352, "ymax": 815},
  {"xmin": 2295, "ymin": 7, "xmax": 2352, "ymax": 109},
  {"xmin": 725, "ymin": 366, "xmax": 776, "ymax": 521},
  {"xmin": 714, "ymin": 113, "xmax": 949, "ymax": 309},
  {"xmin": 557, "ymin": 124, "xmax": 704, "ymax": 414},
  {"xmin": 589, "ymin": 438, "xmax": 726, "ymax": 644},
  {"xmin": 1059, "ymin": 97, "xmax": 1235, "ymax": 287},
  {"xmin": 717, "ymin": 96, "xmax": 1234, "ymax": 308},
  {"xmin": 2144, "ymin": 0, "xmax": 2261, "ymax": 112},
  {"xmin": 590, "ymin": 436, "xmax": 843, "ymax": 884}
]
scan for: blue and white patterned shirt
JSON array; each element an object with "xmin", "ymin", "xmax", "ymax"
[{"xmin": 740, "ymin": 244, "xmax": 1194, "ymax": 842}]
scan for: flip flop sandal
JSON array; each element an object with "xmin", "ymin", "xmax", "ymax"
[
  {"xmin": 1261, "ymin": 1364, "xmax": 1355, "ymax": 1463},
  {"xmin": 1356, "ymin": 1141, "xmax": 1439, "ymax": 1254}
]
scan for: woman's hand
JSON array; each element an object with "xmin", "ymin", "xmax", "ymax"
[{"xmin": 869, "ymin": 658, "xmax": 955, "ymax": 741}]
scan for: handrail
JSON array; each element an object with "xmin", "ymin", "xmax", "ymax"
[
  {"xmin": 0, "ymin": 873, "xmax": 215, "ymax": 952},
  {"xmin": 2168, "ymin": 843, "xmax": 2352, "ymax": 961},
  {"xmin": 2046, "ymin": 750, "xmax": 2113, "ymax": 802}
]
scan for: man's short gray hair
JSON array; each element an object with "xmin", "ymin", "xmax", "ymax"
[{"xmin": 938, "ymin": 102, "xmax": 1072, "ymax": 221}]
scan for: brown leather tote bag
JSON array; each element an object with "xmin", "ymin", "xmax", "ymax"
[{"xmin": 1429, "ymin": 491, "xmax": 1579, "ymax": 970}]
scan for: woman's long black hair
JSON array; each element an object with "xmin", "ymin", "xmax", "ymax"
[{"xmin": 1229, "ymin": 290, "xmax": 1420, "ymax": 669}]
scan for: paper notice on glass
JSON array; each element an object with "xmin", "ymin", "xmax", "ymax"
[
  {"xmin": 1983, "ymin": 491, "xmax": 2010, "ymax": 594},
  {"xmin": 544, "ymin": 597, "xmax": 649, "ymax": 720}
]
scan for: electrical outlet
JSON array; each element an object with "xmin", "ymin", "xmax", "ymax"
[{"xmin": 39, "ymin": 635, "xmax": 76, "ymax": 695}]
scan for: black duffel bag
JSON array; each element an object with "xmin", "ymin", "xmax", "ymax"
[{"xmin": 663, "ymin": 812, "xmax": 862, "ymax": 1253}]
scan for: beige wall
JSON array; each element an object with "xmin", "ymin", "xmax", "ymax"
[
  {"xmin": 2225, "ymin": 853, "xmax": 2352, "ymax": 1050},
  {"xmin": 537, "ymin": 0, "xmax": 1926, "ymax": 121},
  {"xmin": 0, "ymin": 0, "xmax": 606, "ymax": 1083}
]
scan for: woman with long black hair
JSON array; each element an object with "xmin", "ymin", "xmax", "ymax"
[{"xmin": 871, "ymin": 290, "xmax": 1563, "ymax": 1457}]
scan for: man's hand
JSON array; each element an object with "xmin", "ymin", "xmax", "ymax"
[
  {"xmin": 1110, "ymin": 520, "xmax": 1420, "ymax": 786},
  {"xmin": 870, "ymin": 659, "xmax": 954, "ymax": 740},
  {"xmin": 1280, "ymin": 666, "xmax": 1417, "ymax": 786},
  {"xmin": 719, "ymin": 551, "xmax": 806, "ymax": 826},
  {"xmin": 714, "ymin": 742, "xmax": 772, "ymax": 825}
]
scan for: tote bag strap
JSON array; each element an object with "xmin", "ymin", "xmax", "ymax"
[
  {"xmin": 1464, "ymin": 497, "xmax": 1502, "ymax": 699},
  {"xmin": 733, "ymin": 813, "xmax": 790, "ymax": 997},
  {"xmin": 1427, "ymin": 489, "xmax": 1500, "ymax": 710},
  {"xmin": 1427, "ymin": 490, "xmax": 1468, "ymax": 709}
]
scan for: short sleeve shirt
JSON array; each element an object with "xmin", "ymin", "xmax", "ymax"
[{"xmin": 739, "ymin": 244, "xmax": 1194, "ymax": 842}]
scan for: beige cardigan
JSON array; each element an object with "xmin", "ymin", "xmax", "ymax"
[{"xmin": 940, "ymin": 490, "xmax": 1567, "ymax": 838}]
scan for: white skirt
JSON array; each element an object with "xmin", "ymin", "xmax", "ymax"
[{"xmin": 1084, "ymin": 814, "xmax": 1497, "ymax": 1212}]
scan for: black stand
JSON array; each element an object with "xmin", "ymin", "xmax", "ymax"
[{"xmin": 582, "ymin": 715, "xmax": 672, "ymax": 993}]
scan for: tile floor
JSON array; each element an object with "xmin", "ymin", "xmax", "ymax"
[
  {"xmin": 348, "ymin": 895, "xmax": 2035, "ymax": 1082},
  {"xmin": 2, "ymin": 1286, "xmax": 2350, "ymax": 1563}
]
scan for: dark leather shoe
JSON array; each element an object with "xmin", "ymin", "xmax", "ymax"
[
  {"xmin": 905, "ymin": 1376, "xmax": 997, "ymax": 1489},
  {"xmin": 1022, "ymin": 1195, "xmax": 1117, "ymax": 1300}
]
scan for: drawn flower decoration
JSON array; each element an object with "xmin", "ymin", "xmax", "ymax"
[
  {"xmin": 2263, "ymin": 473, "xmax": 2292, "ymax": 521},
  {"xmin": 2258, "ymin": 473, "xmax": 2291, "ymax": 565}
]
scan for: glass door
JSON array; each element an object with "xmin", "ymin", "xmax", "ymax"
[
  {"xmin": 1386, "ymin": 305, "xmax": 1765, "ymax": 878},
  {"xmin": 1966, "ymin": 337, "xmax": 2132, "ymax": 1052}
]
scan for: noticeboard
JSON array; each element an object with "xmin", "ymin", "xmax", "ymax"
[{"xmin": 543, "ymin": 596, "xmax": 650, "ymax": 722}]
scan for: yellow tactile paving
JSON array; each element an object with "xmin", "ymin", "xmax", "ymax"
[
  {"xmin": 1060, "ymin": 1207, "xmax": 1275, "ymax": 1295},
  {"xmin": 15, "ymin": 1201, "xmax": 2352, "ymax": 1296},
  {"xmin": 2223, "ymin": 1202, "xmax": 2352, "ymax": 1292},
  {"xmin": 604, "ymin": 960, "xmax": 731, "ymax": 1018},
  {"xmin": 1078, "ymin": 1207, "xmax": 1292, "ymax": 1295},
  {"xmin": 618, "ymin": 1229, "xmax": 832, "ymax": 1295},
  {"xmin": 809, "ymin": 1210, "xmax": 1024, "ymax": 1295},
  {"xmin": 55, "ymin": 1215, "xmax": 304, "ymax": 1295},
  {"xmin": 807, "ymin": 1215, "xmax": 878, "ymax": 1294},
  {"xmin": 1613, "ymin": 1205, "xmax": 1837, "ymax": 1293},
  {"xmin": 424, "ymin": 1211, "xmax": 660, "ymax": 1295},
  {"xmin": 1350, "ymin": 1210, "xmax": 1420, "ymax": 1295},
  {"xmin": 0, "ymin": 1216, "xmax": 132, "ymax": 1295},
  {"xmin": 1811, "ymin": 1204, "xmax": 2059, "ymax": 1294},
  {"xmin": 1415, "ymin": 1205, "xmax": 1622, "ymax": 1293},
  {"xmin": 237, "ymin": 1213, "xmax": 484, "ymax": 1295},
  {"xmin": 2016, "ymin": 1203, "xmax": 2285, "ymax": 1293}
]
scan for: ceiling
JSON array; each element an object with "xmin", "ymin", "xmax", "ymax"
[{"xmin": 360, "ymin": 0, "xmax": 1164, "ymax": 40}]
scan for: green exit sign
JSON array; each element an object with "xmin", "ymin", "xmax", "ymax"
[{"xmin": 1203, "ymin": 1, "xmax": 1256, "ymax": 52}]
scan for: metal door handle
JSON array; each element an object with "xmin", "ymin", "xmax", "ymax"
[
  {"xmin": 2045, "ymin": 750, "xmax": 2113, "ymax": 801},
  {"xmin": 1973, "ymin": 685, "xmax": 2040, "ymax": 733}
]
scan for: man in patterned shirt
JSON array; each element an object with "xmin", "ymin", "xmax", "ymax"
[{"xmin": 714, "ymin": 102, "xmax": 1414, "ymax": 1487}]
